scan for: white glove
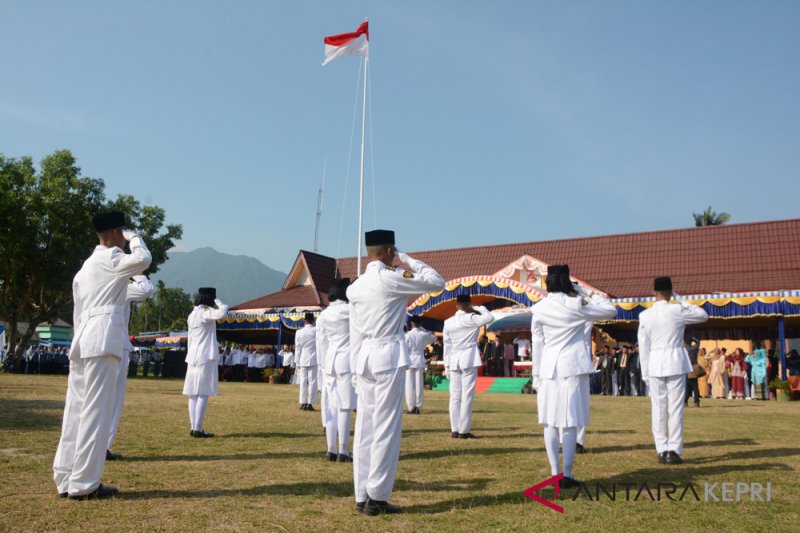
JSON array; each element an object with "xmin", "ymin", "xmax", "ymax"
[
  {"xmin": 122, "ymin": 229, "xmax": 138, "ymax": 241},
  {"xmin": 642, "ymin": 376, "xmax": 650, "ymax": 384},
  {"xmin": 395, "ymin": 248, "xmax": 414, "ymax": 266},
  {"xmin": 532, "ymin": 376, "xmax": 542, "ymax": 390},
  {"xmin": 673, "ymin": 291, "xmax": 690, "ymax": 309},
  {"xmin": 214, "ymin": 298, "xmax": 224, "ymax": 307},
  {"xmin": 444, "ymin": 370, "xmax": 450, "ymax": 380},
  {"xmin": 132, "ymin": 274, "xmax": 148, "ymax": 282}
]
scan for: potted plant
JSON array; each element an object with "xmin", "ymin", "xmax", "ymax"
[
  {"xmin": 262, "ymin": 367, "xmax": 276, "ymax": 383},
  {"xmin": 769, "ymin": 377, "xmax": 791, "ymax": 401}
]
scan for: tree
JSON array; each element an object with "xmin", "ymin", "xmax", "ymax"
[
  {"xmin": 0, "ymin": 149, "xmax": 182, "ymax": 370},
  {"xmin": 128, "ymin": 283, "xmax": 193, "ymax": 335},
  {"xmin": 693, "ymin": 206, "xmax": 731, "ymax": 227}
]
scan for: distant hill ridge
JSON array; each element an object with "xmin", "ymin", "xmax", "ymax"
[{"xmin": 151, "ymin": 247, "xmax": 285, "ymax": 307}]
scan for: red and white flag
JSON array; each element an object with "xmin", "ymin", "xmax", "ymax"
[{"xmin": 322, "ymin": 21, "xmax": 369, "ymax": 66}]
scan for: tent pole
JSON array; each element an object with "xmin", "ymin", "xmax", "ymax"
[{"xmin": 778, "ymin": 316, "xmax": 787, "ymax": 380}]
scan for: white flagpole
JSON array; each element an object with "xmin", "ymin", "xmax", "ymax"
[{"xmin": 356, "ymin": 54, "xmax": 368, "ymax": 275}]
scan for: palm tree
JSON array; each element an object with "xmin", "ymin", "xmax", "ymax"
[{"xmin": 693, "ymin": 206, "xmax": 731, "ymax": 227}]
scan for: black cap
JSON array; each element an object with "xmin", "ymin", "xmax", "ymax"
[
  {"xmin": 654, "ymin": 277, "xmax": 673, "ymax": 291},
  {"xmin": 92, "ymin": 211, "xmax": 126, "ymax": 233},
  {"xmin": 365, "ymin": 229, "xmax": 395, "ymax": 246},
  {"xmin": 304, "ymin": 312, "xmax": 315, "ymax": 322},
  {"xmin": 410, "ymin": 315, "xmax": 423, "ymax": 325},
  {"xmin": 195, "ymin": 287, "xmax": 217, "ymax": 306},
  {"xmin": 547, "ymin": 264, "xmax": 569, "ymax": 277},
  {"xmin": 456, "ymin": 294, "xmax": 471, "ymax": 304}
]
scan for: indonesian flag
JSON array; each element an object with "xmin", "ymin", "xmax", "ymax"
[{"xmin": 322, "ymin": 21, "xmax": 369, "ymax": 66}]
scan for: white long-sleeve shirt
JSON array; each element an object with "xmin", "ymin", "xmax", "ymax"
[
  {"xmin": 531, "ymin": 292, "xmax": 617, "ymax": 380},
  {"xmin": 185, "ymin": 301, "xmax": 229, "ymax": 366},
  {"xmin": 443, "ymin": 306, "xmax": 494, "ymax": 371},
  {"xmin": 347, "ymin": 258, "xmax": 445, "ymax": 375},
  {"xmin": 294, "ymin": 324, "xmax": 318, "ymax": 367},
  {"xmin": 405, "ymin": 327, "xmax": 437, "ymax": 369},
  {"xmin": 316, "ymin": 300, "xmax": 351, "ymax": 375},
  {"xmin": 638, "ymin": 300, "xmax": 708, "ymax": 379}
]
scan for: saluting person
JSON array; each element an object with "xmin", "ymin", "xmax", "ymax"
[
  {"xmin": 638, "ymin": 276, "xmax": 708, "ymax": 464},
  {"xmin": 404, "ymin": 316, "xmax": 436, "ymax": 414},
  {"xmin": 531, "ymin": 265, "xmax": 616, "ymax": 488},
  {"xmin": 295, "ymin": 313, "xmax": 318, "ymax": 411},
  {"xmin": 347, "ymin": 229, "xmax": 445, "ymax": 516},
  {"xmin": 106, "ymin": 275, "xmax": 155, "ymax": 461},
  {"xmin": 182, "ymin": 288, "xmax": 229, "ymax": 438},
  {"xmin": 53, "ymin": 211, "xmax": 151, "ymax": 499},
  {"xmin": 443, "ymin": 295, "xmax": 494, "ymax": 438},
  {"xmin": 316, "ymin": 278, "xmax": 356, "ymax": 462}
]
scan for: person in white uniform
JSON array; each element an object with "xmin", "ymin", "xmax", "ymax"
[
  {"xmin": 513, "ymin": 334, "xmax": 531, "ymax": 360},
  {"xmin": 638, "ymin": 276, "xmax": 708, "ymax": 465},
  {"xmin": 279, "ymin": 344, "xmax": 294, "ymax": 383},
  {"xmin": 106, "ymin": 275, "xmax": 155, "ymax": 460},
  {"xmin": 182, "ymin": 287, "xmax": 229, "ymax": 438},
  {"xmin": 316, "ymin": 278, "xmax": 356, "ymax": 462},
  {"xmin": 295, "ymin": 313, "xmax": 318, "ymax": 411},
  {"xmin": 53, "ymin": 211, "xmax": 152, "ymax": 500},
  {"xmin": 443, "ymin": 295, "xmax": 494, "ymax": 438},
  {"xmin": 404, "ymin": 316, "xmax": 436, "ymax": 414},
  {"xmin": 531, "ymin": 265, "xmax": 616, "ymax": 488},
  {"xmin": 347, "ymin": 229, "xmax": 445, "ymax": 516}
]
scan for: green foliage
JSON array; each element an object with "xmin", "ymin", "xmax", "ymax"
[
  {"xmin": 129, "ymin": 280, "xmax": 193, "ymax": 334},
  {"xmin": 692, "ymin": 206, "xmax": 732, "ymax": 227},
  {"xmin": 0, "ymin": 149, "xmax": 182, "ymax": 367}
]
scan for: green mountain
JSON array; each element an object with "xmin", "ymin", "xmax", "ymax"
[{"xmin": 151, "ymin": 247, "xmax": 285, "ymax": 307}]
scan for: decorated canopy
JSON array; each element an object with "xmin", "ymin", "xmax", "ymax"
[{"xmin": 408, "ymin": 275, "xmax": 546, "ymax": 320}]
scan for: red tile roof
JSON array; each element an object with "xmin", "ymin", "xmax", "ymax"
[
  {"xmin": 334, "ymin": 219, "xmax": 800, "ymax": 298},
  {"xmin": 231, "ymin": 285, "xmax": 323, "ymax": 310}
]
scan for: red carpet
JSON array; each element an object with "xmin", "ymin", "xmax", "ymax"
[{"xmin": 475, "ymin": 377, "xmax": 495, "ymax": 393}]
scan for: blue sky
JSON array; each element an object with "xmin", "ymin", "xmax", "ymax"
[{"xmin": 2, "ymin": 1, "xmax": 799, "ymax": 273}]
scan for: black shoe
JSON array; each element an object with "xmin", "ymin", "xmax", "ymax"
[
  {"xmin": 694, "ymin": 401, "xmax": 701, "ymax": 408},
  {"xmin": 193, "ymin": 430, "xmax": 214, "ymax": 438},
  {"xmin": 665, "ymin": 451, "xmax": 683, "ymax": 464},
  {"xmin": 355, "ymin": 501, "xmax": 366, "ymax": 514},
  {"xmin": 337, "ymin": 453, "xmax": 353, "ymax": 463},
  {"xmin": 575, "ymin": 443, "xmax": 586, "ymax": 454},
  {"xmin": 68, "ymin": 484, "xmax": 119, "ymax": 500},
  {"xmin": 458, "ymin": 433, "xmax": 478, "ymax": 439},
  {"xmin": 363, "ymin": 496, "xmax": 402, "ymax": 516},
  {"xmin": 558, "ymin": 476, "xmax": 582, "ymax": 489},
  {"xmin": 106, "ymin": 450, "xmax": 121, "ymax": 461},
  {"xmin": 189, "ymin": 430, "xmax": 196, "ymax": 437},
  {"xmin": 300, "ymin": 404, "xmax": 306, "ymax": 410},
  {"xmin": 658, "ymin": 452, "xmax": 667, "ymax": 464},
  {"xmin": 59, "ymin": 492, "xmax": 68, "ymax": 499},
  {"xmin": 327, "ymin": 452, "xmax": 338, "ymax": 462},
  {"xmin": 451, "ymin": 431, "xmax": 459, "ymax": 438},
  {"xmin": 408, "ymin": 409, "xmax": 415, "ymax": 415},
  {"xmin": 414, "ymin": 407, "xmax": 421, "ymax": 414}
]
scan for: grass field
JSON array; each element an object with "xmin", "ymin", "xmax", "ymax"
[{"xmin": 1, "ymin": 373, "xmax": 798, "ymax": 532}]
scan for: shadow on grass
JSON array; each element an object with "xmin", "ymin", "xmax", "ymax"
[
  {"xmin": 219, "ymin": 432, "xmax": 323, "ymax": 439},
  {"xmin": 0, "ymin": 398, "xmax": 63, "ymax": 430},
  {"xmin": 589, "ymin": 438, "xmax": 757, "ymax": 454},
  {"xmin": 402, "ymin": 446, "xmax": 532, "ymax": 461},
  {"xmin": 121, "ymin": 477, "xmax": 493, "ymax": 501},
  {"xmin": 123, "ymin": 451, "xmax": 330, "ymax": 462},
  {"xmin": 403, "ymin": 490, "xmax": 528, "ymax": 513},
  {"xmin": 404, "ymin": 426, "xmax": 524, "ymax": 436}
]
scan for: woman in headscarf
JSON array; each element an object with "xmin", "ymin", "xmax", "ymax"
[
  {"xmin": 697, "ymin": 347, "xmax": 711, "ymax": 398},
  {"xmin": 531, "ymin": 265, "xmax": 616, "ymax": 488},
  {"xmin": 705, "ymin": 348, "xmax": 725, "ymax": 399},
  {"xmin": 745, "ymin": 348, "xmax": 768, "ymax": 400},
  {"xmin": 729, "ymin": 348, "xmax": 747, "ymax": 399}
]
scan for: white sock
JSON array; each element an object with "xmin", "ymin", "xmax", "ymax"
[
  {"xmin": 338, "ymin": 409, "xmax": 351, "ymax": 454},
  {"xmin": 195, "ymin": 395, "xmax": 209, "ymax": 431},
  {"xmin": 561, "ymin": 427, "xmax": 577, "ymax": 478},
  {"xmin": 188, "ymin": 396, "xmax": 197, "ymax": 430},
  {"xmin": 543, "ymin": 425, "xmax": 560, "ymax": 476}
]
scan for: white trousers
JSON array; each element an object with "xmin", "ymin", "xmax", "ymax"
[
  {"xmin": 405, "ymin": 367, "xmax": 424, "ymax": 411},
  {"xmin": 297, "ymin": 365, "xmax": 318, "ymax": 405},
  {"xmin": 107, "ymin": 353, "xmax": 129, "ymax": 450},
  {"xmin": 353, "ymin": 363, "xmax": 406, "ymax": 503},
  {"xmin": 649, "ymin": 375, "xmax": 686, "ymax": 455},
  {"xmin": 53, "ymin": 355, "xmax": 119, "ymax": 496},
  {"xmin": 449, "ymin": 367, "xmax": 478, "ymax": 434}
]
